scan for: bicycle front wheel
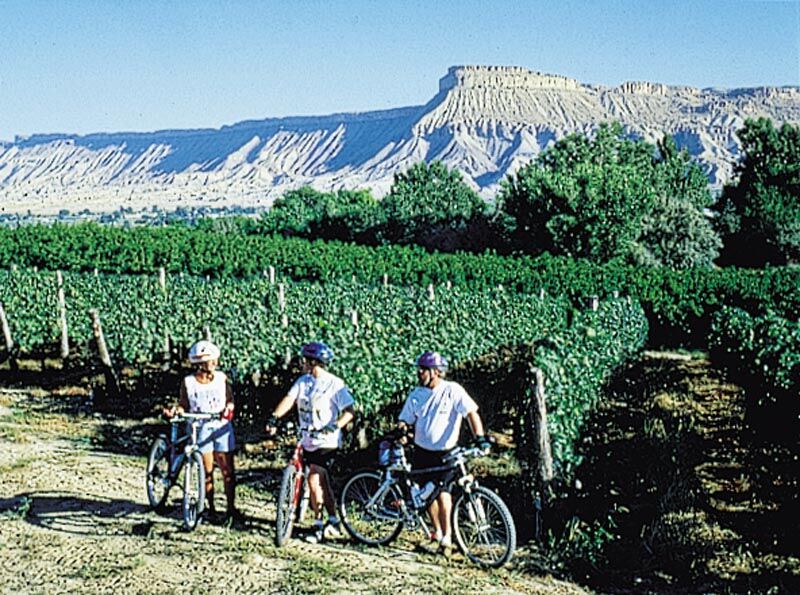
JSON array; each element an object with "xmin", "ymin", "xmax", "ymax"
[
  {"xmin": 275, "ymin": 464, "xmax": 302, "ymax": 546},
  {"xmin": 146, "ymin": 436, "xmax": 172, "ymax": 511},
  {"xmin": 339, "ymin": 471, "xmax": 404, "ymax": 546},
  {"xmin": 182, "ymin": 451, "xmax": 206, "ymax": 531},
  {"xmin": 453, "ymin": 486, "xmax": 516, "ymax": 567}
]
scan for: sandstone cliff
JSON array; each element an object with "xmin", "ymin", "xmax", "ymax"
[{"xmin": 1, "ymin": 65, "xmax": 798, "ymax": 215}]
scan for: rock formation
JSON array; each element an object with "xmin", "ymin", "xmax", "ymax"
[{"xmin": 1, "ymin": 65, "xmax": 798, "ymax": 216}]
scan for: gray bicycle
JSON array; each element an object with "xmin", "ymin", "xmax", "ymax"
[
  {"xmin": 145, "ymin": 412, "xmax": 214, "ymax": 531},
  {"xmin": 339, "ymin": 441, "xmax": 516, "ymax": 567}
]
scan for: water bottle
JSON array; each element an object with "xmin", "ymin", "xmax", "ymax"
[{"xmin": 411, "ymin": 481, "xmax": 436, "ymax": 509}]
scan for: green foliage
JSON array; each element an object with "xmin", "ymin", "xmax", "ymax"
[
  {"xmin": 714, "ymin": 118, "xmax": 800, "ymax": 266},
  {"xmin": 0, "ymin": 267, "xmax": 646, "ymax": 478},
  {"xmin": 259, "ymin": 187, "xmax": 383, "ymax": 241},
  {"xmin": 0, "ymin": 223, "xmax": 797, "ymax": 346},
  {"xmin": 498, "ymin": 123, "xmax": 720, "ymax": 267},
  {"xmin": 710, "ymin": 307, "xmax": 800, "ymax": 408},
  {"xmin": 378, "ymin": 161, "xmax": 490, "ymax": 249}
]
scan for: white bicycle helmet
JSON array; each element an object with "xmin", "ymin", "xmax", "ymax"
[{"xmin": 188, "ymin": 340, "xmax": 221, "ymax": 364}]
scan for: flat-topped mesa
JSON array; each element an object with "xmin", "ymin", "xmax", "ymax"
[
  {"xmin": 616, "ymin": 81, "xmax": 683, "ymax": 96},
  {"xmin": 439, "ymin": 65, "xmax": 583, "ymax": 93}
]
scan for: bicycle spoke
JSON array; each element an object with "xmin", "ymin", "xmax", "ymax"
[
  {"xmin": 340, "ymin": 471, "xmax": 403, "ymax": 546},
  {"xmin": 454, "ymin": 487, "xmax": 516, "ymax": 567}
]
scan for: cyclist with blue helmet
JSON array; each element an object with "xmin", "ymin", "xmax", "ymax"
[
  {"xmin": 266, "ymin": 341, "xmax": 355, "ymax": 543},
  {"xmin": 397, "ymin": 351, "xmax": 491, "ymax": 557}
]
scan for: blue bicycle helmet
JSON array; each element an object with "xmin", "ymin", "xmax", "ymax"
[
  {"xmin": 300, "ymin": 341, "xmax": 334, "ymax": 365},
  {"xmin": 414, "ymin": 351, "xmax": 448, "ymax": 371}
]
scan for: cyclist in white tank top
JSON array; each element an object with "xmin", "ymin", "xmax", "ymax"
[{"xmin": 165, "ymin": 340, "xmax": 238, "ymax": 523}]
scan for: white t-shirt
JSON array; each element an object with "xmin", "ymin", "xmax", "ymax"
[
  {"xmin": 184, "ymin": 372, "xmax": 228, "ymax": 414},
  {"xmin": 287, "ymin": 368, "xmax": 355, "ymax": 451},
  {"xmin": 399, "ymin": 380, "xmax": 478, "ymax": 451}
]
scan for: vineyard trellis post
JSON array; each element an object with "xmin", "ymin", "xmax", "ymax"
[
  {"xmin": 56, "ymin": 271, "xmax": 69, "ymax": 360},
  {"xmin": 518, "ymin": 365, "xmax": 554, "ymax": 540},
  {"xmin": 89, "ymin": 309, "xmax": 120, "ymax": 402},
  {"xmin": 0, "ymin": 301, "xmax": 17, "ymax": 372}
]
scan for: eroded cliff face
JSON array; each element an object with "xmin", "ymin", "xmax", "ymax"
[{"xmin": 1, "ymin": 65, "xmax": 798, "ymax": 215}]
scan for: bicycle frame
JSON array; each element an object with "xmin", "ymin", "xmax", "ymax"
[
  {"xmin": 362, "ymin": 447, "xmax": 484, "ymax": 529},
  {"xmin": 165, "ymin": 413, "xmax": 210, "ymax": 479}
]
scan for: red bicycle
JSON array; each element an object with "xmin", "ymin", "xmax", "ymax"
[{"xmin": 274, "ymin": 433, "xmax": 311, "ymax": 546}]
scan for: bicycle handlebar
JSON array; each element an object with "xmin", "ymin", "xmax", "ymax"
[{"xmin": 168, "ymin": 412, "xmax": 217, "ymax": 423}]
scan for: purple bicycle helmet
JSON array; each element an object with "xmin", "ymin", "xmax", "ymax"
[
  {"xmin": 414, "ymin": 351, "xmax": 448, "ymax": 371},
  {"xmin": 300, "ymin": 341, "xmax": 334, "ymax": 365}
]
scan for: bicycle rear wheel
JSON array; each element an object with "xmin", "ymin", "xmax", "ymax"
[
  {"xmin": 146, "ymin": 436, "xmax": 172, "ymax": 511},
  {"xmin": 182, "ymin": 451, "xmax": 206, "ymax": 531},
  {"xmin": 339, "ymin": 470, "xmax": 404, "ymax": 546},
  {"xmin": 453, "ymin": 486, "xmax": 516, "ymax": 567},
  {"xmin": 276, "ymin": 464, "xmax": 302, "ymax": 546}
]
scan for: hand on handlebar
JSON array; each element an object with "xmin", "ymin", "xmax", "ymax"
[
  {"xmin": 265, "ymin": 415, "xmax": 279, "ymax": 436},
  {"xmin": 473, "ymin": 435, "xmax": 492, "ymax": 454},
  {"xmin": 163, "ymin": 405, "xmax": 184, "ymax": 419}
]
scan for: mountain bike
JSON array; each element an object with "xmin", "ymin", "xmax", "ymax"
[
  {"xmin": 338, "ymin": 441, "xmax": 516, "ymax": 567},
  {"xmin": 145, "ymin": 412, "xmax": 214, "ymax": 531},
  {"xmin": 274, "ymin": 430, "xmax": 311, "ymax": 546}
]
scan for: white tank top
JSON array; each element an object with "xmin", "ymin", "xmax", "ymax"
[{"xmin": 184, "ymin": 372, "xmax": 227, "ymax": 414}]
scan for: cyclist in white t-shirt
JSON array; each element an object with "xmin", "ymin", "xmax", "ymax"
[
  {"xmin": 398, "ymin": 351, "xmax": 491, "ymax": 557},
  {"xmin": 164, "ymin": 340, "xmax": 238, "ymax": 522},
  {"xmin": 266, "ymin": 342, "xmax": 355, "ymax": 543}
]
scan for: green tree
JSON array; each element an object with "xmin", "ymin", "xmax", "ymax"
[
  {"xmin": 498, "ymin": 123, "xmax": 719, "ymax": 267},
  {"xmin": 259, "ymin": 187, "xmax": 329, "ymax": 235},
  {"xmin": 314, "ymin": 188, "xmax": 384, "ymax": 242},
  {"xmin": 378, "ymin": 160, "xmax": 489, "ymax": 250},
  {"xmin": 713, "ymin": 118, "xmax": 800, "ymax": 266},
  {"xmin": 259, "ymin": 186, "xmax": 382, "ymax": 242}
]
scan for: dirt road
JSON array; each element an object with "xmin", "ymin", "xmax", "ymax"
[{"xmin": 0, "ymin": 387, "xmax": 581, "ymax": 595}]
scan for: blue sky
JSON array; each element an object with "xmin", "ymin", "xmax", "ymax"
[{"xmin": 0, "ymin": 0, "xmax": 798, "ymax": 141}]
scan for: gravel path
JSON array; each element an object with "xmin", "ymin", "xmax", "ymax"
[{"xmin": 0, "ymin": 388, "xmax": 583, "ymax": 595}]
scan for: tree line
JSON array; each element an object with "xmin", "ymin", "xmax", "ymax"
[{"xmin": 254, "ymin": 117, "xmax": 798, "ymax": 268}]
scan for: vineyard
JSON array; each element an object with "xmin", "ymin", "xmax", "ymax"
[
  {"xmin": 1, "ymin": 225, "xmax": 799, "ymax": 592},
  {"xmin": 0, "ymin": 266, "xmax": 647, "ymax": 477}
]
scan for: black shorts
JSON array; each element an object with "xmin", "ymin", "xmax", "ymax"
[
  {"xmin": 303, "ymin": 447, "xmax": 336, "ymax": 470},
  {"xmin": 411, "ymin": 446, "xmax": 456, "ymax": 492}
]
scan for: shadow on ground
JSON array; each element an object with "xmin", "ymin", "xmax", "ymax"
[{"xmin": 568, "ymin": 354, "xmax": 800, "ymax": 594}]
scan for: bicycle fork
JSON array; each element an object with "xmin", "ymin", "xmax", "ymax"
[{"xmin": 459, "ymin": 476, "xmax": 489, "ymax": 532}]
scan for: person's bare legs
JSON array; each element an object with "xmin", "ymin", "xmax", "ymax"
[
  {"xmin": 214, "ymin": 451, "xmax": 236, "ymax": 517},
  {"xmin": 201, "ymin": 451, "xmax": 215, "ymax": 513}
]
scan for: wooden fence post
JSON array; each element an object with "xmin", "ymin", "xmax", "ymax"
[
  {"xmin": 158, "ymin": 267, "xmax": 166, "ymax": 292},
  {"xmin": 0, "ymin": 301, "xmax": 17, "ymax": 371},
  {"xmin": 517, "ymin": 365, "xmax": 554, "ymax": 540},
  {"xmin": 89, "ymin": 309, "xmax": 119, "ymax": 400},
  {"xmin": 278, "ymin": 283, "xmax": 286, "ymax": 312},
  {"xmin": 56, "ymin": 271, "xmax": 69, "ymax": 359}
]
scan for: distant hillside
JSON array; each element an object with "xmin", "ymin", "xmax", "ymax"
[{"xmin": 1, "ymin": 65, "xmax": 798, "ymax": 215}]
